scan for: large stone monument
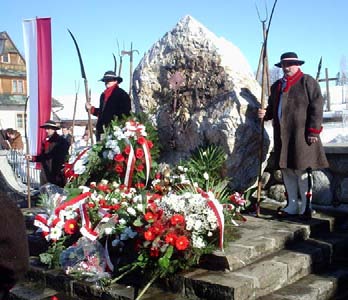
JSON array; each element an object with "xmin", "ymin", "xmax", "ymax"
[{"xmin": 132, "ymin": 15, "xmax": 268, "ymax": 191}]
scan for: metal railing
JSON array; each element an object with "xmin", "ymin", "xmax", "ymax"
[{"xmin": 6, "ymin": 149, "xmax": 41, "ymax": 190}]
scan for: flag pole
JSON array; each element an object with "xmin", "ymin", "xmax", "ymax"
[{"xmin": 24, "ymin": 96, "xmax": 31, "ymax": 208}]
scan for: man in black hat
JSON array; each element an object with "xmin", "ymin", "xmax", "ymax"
[
  {"xmin": 258, "ymin": 52, "xmax": 328, "ymax": 219},
  {"xmin": 86, "ymin": 71, "xmax": 131, "ymax": 141},
  {"xmin": 27, "ymin": 120, "xmax": 70, "ymax": 187}
]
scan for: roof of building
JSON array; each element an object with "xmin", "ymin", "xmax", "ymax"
[
  {"xmin": 0, "ymin": 31, "xmax": 25, "ymax": 62},
  {"xmin": 0, "ymin": 94, "xmax": 63, "ymax": 107},
  {"xmin": 0, "ymin": 68, "xmax": 26, "ymax": 77}
]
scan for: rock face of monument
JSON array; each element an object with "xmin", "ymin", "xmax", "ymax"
[{"xmin": 132, "ymin": 15, "xmax": 268, "ymax": 191}]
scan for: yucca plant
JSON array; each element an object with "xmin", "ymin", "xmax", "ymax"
[{"xmin": 181, "ymin": 145, "xmax": 231, "ymax": 202}]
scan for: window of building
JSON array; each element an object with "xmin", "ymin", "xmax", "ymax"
[
  {"xmin": 1, "ymin": 53, "xmax": 9, "ymax": 63},
  {"xmin": 12, "ymin": 80, "xmax": 24, "ymax": 94},
  {"xmin": 16, "ymin": 113, "xmax": 25, "ymax": 129}
]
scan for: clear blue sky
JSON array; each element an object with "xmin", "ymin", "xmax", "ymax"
[{"xmin": 2, "ymin": 0, "xmax": 347, "ymax": 99}]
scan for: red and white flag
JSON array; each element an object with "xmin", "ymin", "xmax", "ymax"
[{"xmin": 22, "ymin": 17, "xmax": 52, "ymax": 155}]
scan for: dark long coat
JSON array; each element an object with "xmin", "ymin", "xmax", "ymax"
[
  {"xmin": 34, "ymin": 132, "xmax": 69, "ymax": 187},
  {"xmin": 0, "ymin": 192, "xmax": 29, "ymax": 294},
  {"xmin": 92, "ymin": 85, "xmax": 131, "ymax": 140},
  {"xmin": 265, "ymin": 73, "xmax": 329, "ymax": 170}
]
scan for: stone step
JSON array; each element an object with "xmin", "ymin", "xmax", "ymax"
[
  {"xmin": 258, "ymin": 264, "xmax": 348, "ymax": 300},
  {"xmin": 20, "ymin": 205, "xmax": 348, "ymax": 300},
  {"xmin": 168, "ymin": 226, "xmax": 348, "ymax": 300},
  {"xmin": 17, "ymin": 262, "xmax": 190, "ymax": 300},
  {"xmin": 9, "ymin": 281, "xmax": 82, "ymax": 300},
  {"xmin": 202, "ymin": 212, "xmax": 334, "ymax": 272}
]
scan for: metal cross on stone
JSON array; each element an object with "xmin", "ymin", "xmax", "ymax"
[
  {"xmin": 318, "ymin": 68, "xmax": 338, "ymax": 112},
  {"xmin": 169, "ymin": 71, "xmax": 185, "ymax": 113}
]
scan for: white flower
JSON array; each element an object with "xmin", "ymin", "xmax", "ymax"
[
  {"xmin": 192, "ymin": 235, "xmax": 206, "ymax": 248},
  {"xmin": 179, "ymin": 174, "xmax": 190, "ymax": 184},
  {"xmin": 133, "ymin": 195, "xmax": 142, "ymax": 203},
  {"xmin": 119, "ymin": 218, "xmax": 126, "ymax": 225},
  {"xmin": 78, "ymin": 186, "xmax": 90, "ymax": 193},
  {"xmin": 136, "ymin": 203, "xmax": 143, "ymax": 212},
  {"xmin": 126, "ymin": 207, "xmax": 136, "ymax": 216},
  {"xmin": 49, "ymin": 226, "xmax": 63, "ymax": 241},
  {"xmin": 203, "ymin": 172, "xmax": 209, "ymax": 180},
  {"xmin": 104, "ymin": 227, "xmax": 113, "ymax": 235},
  {"xmin": 194, "ymin": 219, "xmax": 202, "ymax": 231},
  {"xmin": 103, "ymin": 150, "xmax": 115, "ymax": 160},
  {"xmin": 177, "ymin": 165, "xmax": 184, "ymax": 172}
]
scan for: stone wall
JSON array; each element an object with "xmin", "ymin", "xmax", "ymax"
[{"xmin": 261, "ymin": 145, "xmax": 348, "ymax": 206}]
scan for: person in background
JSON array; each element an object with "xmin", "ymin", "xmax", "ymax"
[
  {"xmin": 0, "ymin": 129, "xmax": 10, "ymax": 150},
  {"xmin": 26, "ymin": 120, "xmax": 70, "ymax": 187},
  {"xmin": 6, "ymin": 128, "xmax": 24, "ymax": 151},
  {"xmin": 86, "ymin": 71, "xmax": 131, "ymax": 141},
  {"xmin": 258, "ymin": 52, "xmax": 329, "ymax": 219},
  {"xmin": 61, "ymin": 124, "xmax": 73, "ymax": 147},
  {"xmin": 0, "ymin": 191, "xmax": 29, "ymax": 299}
]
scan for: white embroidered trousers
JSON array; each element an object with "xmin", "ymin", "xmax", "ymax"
[{"xmin": 282, "ymin": 168, "xmax": 312, "ymax": 215}]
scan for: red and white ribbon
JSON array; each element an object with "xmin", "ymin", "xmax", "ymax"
[
  {"xmin": 79, "ymin": 202, "xmax": 98, "ymax": 241},
  {"xmin": 54, "ymin": 192, "xmax": 91, "ymax": 217},
  {"xmin": 207, "ymin": 198, "xmax": 225, "ymax": 250},
  {"xmin": 142, "ymin": 140, "xmax": 152, "ymax": 186},
  {"xmin": 34, "ymin": 213, "xmax": 50, "ymax": 235},
  {"xmin": 124, "ymin": 141, "xmax": 136, "ymax": 188}
]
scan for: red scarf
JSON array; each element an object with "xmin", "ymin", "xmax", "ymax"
[
  {"xmin": 282, "ymin": 69, "xmax": 303, "ymax": 92},
  {"xmin": 103, "ymin": 83, "xmax": 118, "ymax": 103}
]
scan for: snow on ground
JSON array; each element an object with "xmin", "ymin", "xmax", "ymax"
[{"xmin": 264, "ymin": 121, "xmax": 348, "ymax": 145}]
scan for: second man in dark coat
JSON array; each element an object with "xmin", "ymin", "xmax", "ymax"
[{"xmin": 86, "ymin": 71, "xmax": 131, "ymax": 141}]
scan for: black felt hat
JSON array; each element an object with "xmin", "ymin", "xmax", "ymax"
[
  {"xmin": 40, "ymin": 120, "xmax": 60, "ymax": 130},
  {"xmin": 99, "ymin": 70, "xmax": 123, "ymax": 83},
  {"xmin": 275, "ymin": 52, "xmax": 305, "ymax": 68}
]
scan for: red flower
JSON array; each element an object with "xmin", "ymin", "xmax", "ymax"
[
  {"xmin": 135, "ymin": 182, "xmax": 145, "ymax": 189},
  {"xmin": 144, "ymin": 229, "xmax": 155, "ymax": 241},
  {"xmin": 137, "ymin": 136, "xmax": 146, "ymax": 145},
  {"xmin": 64, "ymin": 219, "xmax": 78, "ymax": 235},
  {"xmin": 151, "ymin": 222, "xmax": 164, "ymax": 235},
  {"xmin": 135, "ymin": 148, "xmax": 144, "ymax": 159},
  {"xmin": 144, "ymin": 212, "xmax": 156, "ymax": 222},
  {"xmin": 115, "ymin": 164, "xmax": 124, "ymax": 174},
  {"xmin": 88, "ymin": 202, "xmax": 95, "ymax": 208},
  {"xmin": 229, "ymin": 192, "xmax": 246, "ymax": 206},
  {"xmin": 99, "ymin": 199, "xmax": 107, "ymax": 207},
  {"xmin": 175, "ymin": 236, "xmax": 189, "ymax": 250},
  {"xmin": 124, "ymin": 145, "xmax": 131, "ymax": 155},
  {"xmin": 165, "ymin": 232, "xmax": 177, "ymax": 246},
  {"xmin": 155, "ymin": 172, "xmax": 161, "ymax": 179},
  {"xmin": 135, "ymin": 164, "xmax": 144, "ymax": 171},
  {"xmin": 147, "ymin": 140, "xmax": 154, "ymax": 149},
  {"xmin": 114, "ymin": 154, "xmax": 125, "ymax": 162},
  {"xmin": 170, "ymin": 214, "xmax": 185, "ymax": 226},
  {"xmin": 150, "ymin": 247, "xmax": 159, "ymax": 257},
  {"xmin": 112, "ymin": 204, "xmax": 121, "ymax": 211},
  {"xmin": 51, "ymin": 296, "xmax": 59, "ymax": 300},
  {"xmin": 97, "ymin": 184, "xmax": 108, "ymax": 192}
]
